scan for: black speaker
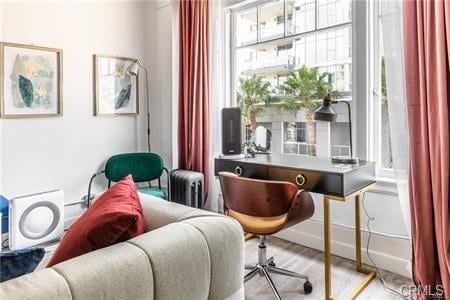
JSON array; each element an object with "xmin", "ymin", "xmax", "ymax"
[{"xmin": 222, "ymin": 108, "xmax": 242, "ymax": 155}]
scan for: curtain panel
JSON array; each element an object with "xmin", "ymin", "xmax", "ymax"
[
  {"xmin": 403, "ymin": 0, "xmax": 450, "ymax": 298},
  {"xmin": 178, "ymin": 0, "xmax": 211, "ymax": 202}
]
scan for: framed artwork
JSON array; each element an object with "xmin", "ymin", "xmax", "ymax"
[
  {"xmin": 0, "ymin": 42, "xmax": 63, "ymax": 118},
  {"xmin": 93, "ymin": 55, "xmax": 139, "ymax": 116}
]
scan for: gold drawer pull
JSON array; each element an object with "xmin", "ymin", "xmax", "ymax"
[
  {"xmin": 234, "ymin": 166, "xmax": 243, "ymax": 176},
  {"xmin": 295, "ymin": 174, "xmax": 306, "ymax": 186}
]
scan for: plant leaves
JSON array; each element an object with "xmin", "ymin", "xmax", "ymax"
[
  {"xmin": 114, "ymin": 84, "xmax": 132, "ymax": 109},
  {"xmin": 278, "ymin": 66, "xmax": 341, "ymax": 113},
  {"xmin": 19, "ymin": 75, "xmax": 34, "ymax": 107},
  {"xmin": 237, "ymin": 75, "xmax": 274, "ymax": 120}
]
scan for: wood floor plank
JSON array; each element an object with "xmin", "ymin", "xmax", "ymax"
[{"xmin": 244, "ymin": 236, "xmax": 412, "ymax": 299}]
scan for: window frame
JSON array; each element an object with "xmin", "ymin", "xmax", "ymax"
[
  {"xmin": 226, "ymin": 0, "xmax": 391, "ymax": 178},
  {"xmin": 369, "ymin": 0, "xmax": 395, "ymax": 179}
]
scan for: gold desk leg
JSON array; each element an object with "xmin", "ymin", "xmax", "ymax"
[
  {"xmin": 349, "ymin": 194, "xmax": 376, "ymax": 300},
  {"xmin": 323, "ymin": 193, "xmax": 376, "ymax": 300},
  {"xmin": 355, "ymin": 194, "xmax": 362, "ymax": 271},
  {"xmin": 323, "ymin": 195, "xmax": 333, "ymax": 300}
]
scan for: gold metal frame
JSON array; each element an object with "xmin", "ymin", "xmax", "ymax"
[
  {"xmin": 93, "ymin": 54, "xmax": 139, "ymax": 116},
  {"xmin": 323, "ymin": 183, "xmax": 377, "ymax": 300},
  {"xmin": 0, "ymin": 42, "xmax": 63, "ymax": 118}
]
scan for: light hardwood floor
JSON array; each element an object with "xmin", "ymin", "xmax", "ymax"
[{"xmin": 244, "ymin": 236, "xmax": 412, "ymax": 300}]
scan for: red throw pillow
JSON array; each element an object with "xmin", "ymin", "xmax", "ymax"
[{"xmin": 47, "ymin": 175, "xmax": 145, "ymax": 267}]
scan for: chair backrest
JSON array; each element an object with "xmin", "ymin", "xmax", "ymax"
[
  {"xmin": 218, "ymin": 172, "xmax": 299, "ymax": 217},
  {"xmin": 105, "ymin": 153, "xmax": 164, "ymax": 183}
]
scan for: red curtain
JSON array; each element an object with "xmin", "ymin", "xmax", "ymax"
[
  {"xmin": 403, "ymin": 0, "xmax": 450, "ymax": 298},
  {"xmin": 178, "ymin": 0, "xmax": 210, "ymax": 201}
]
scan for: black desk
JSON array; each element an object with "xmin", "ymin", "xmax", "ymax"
[{"xmin": 215, "ymin": 154, "xmax": 377, "ymax": 300}]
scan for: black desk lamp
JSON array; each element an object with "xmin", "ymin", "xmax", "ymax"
[{"xmin": 314, "ymin": 94, "xmax": 359, "ymax": 164}]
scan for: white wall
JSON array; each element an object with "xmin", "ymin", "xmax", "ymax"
[
  {"xmin": 0, "ymin": 2, "xmax": 148, "ymax": 214},
  {"xmin": 144, "ymin": 0, "xmax": 173, "ymax": 170}
]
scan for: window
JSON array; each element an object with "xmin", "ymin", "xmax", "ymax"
[
  {"xmin": 373, "ymin": 2, "xmax": 393, "ymax": 173},
  {"xmin": 236, "ymin": 8, "xmax": 258, "ymax": 46},
  {"xmin": 231, "ymin": 0, "xmax": 352, "ymax": 157},
  {"xmin": 283, "ymin": 122, "xmax": 317, "ymax": 156}
]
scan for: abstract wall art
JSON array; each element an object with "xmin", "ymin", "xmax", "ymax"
[
  {"xmin": 0, "ymin": 43, "xmax": 63, "ymax": 118},
  {"xmin": 93, "ymin": 55, "xmax": 139, "ymax": 116}
]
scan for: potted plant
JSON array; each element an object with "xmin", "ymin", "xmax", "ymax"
[{"xmin": 237, "ymin": 75, "xmax": 274, "ymax": 134}]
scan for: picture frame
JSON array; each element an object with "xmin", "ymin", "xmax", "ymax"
[
  {"xmin": 93, "ymin": 54, "xmax": 139, "ymax": 116},
  {"xmin": 0, "ymin": 42, "xmax": 63, "ymax": 118}
]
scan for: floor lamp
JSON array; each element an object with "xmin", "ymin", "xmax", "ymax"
[
  {"xmin": 127, "ymin": 59, "xmax": 151, "ymax": 152},
  {"xmin": 314, "ymin": 94, "xmax": 359, "ymax": 164}
]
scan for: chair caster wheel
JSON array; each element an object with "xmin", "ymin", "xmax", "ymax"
[
  {"xmin": 303, "ymin": 281, "xmax": 313, "ymax": 294},
  {"xmin": 268, "ymin": 261, "xmax": 276, "ymax": 267}
]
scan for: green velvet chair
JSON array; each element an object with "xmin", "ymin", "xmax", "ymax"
[
  {"xmin": 104, "ymin": 152, "xmax": 170, "ymax": 200},
  {"xmin": 86, "ymin": 153, "xmax": 170, "ymax": 207}
]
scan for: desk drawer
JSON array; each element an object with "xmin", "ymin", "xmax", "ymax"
[
  {"xmin": 268, "ymin": 167, "xmax": 343, "ymax": 195},
  {"xmin": 215, "ymin": 160, "xmax": 267, "ymax": 179}
]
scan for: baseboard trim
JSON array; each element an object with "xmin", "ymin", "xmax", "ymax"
[{"xmin": 274, "ymin": 219, "xmax": 411, "ymax": 278}]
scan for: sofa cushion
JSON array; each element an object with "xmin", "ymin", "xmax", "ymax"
[
  {"xmin": 0, "ymin": 268, "xmax": 71, "ymax": 300},
  {"xmin": 47, "ymin": 175, "xmax": 145, "ymax": 266},
  {"xmin": 127, "ymin": 223, "xmax": 211, "ymax": 300},
  {"xmin": 139, "ymin": 192, "xmax": 217, "ymax": 231},
  {"xmin": 52, "ymin": 242, "xmax": 154, "ymax": 300},
  {"xmin": 183, "ymin": 216, "xmax": 245, "ymax": 300}
]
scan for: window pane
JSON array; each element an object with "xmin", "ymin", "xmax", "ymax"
[
  {"xmin": 236, "ymin": 44, "xmax": 295, "ymax": 81},
  {"xmin": 232, "ymin": 1, "xmax": 353, "ymax": 159},
  {"xmin": 283, "ymin": 122, "xmax": 316, "ymax": 156},
  {"xmin": 236, "ymin": 8, "xmax": 258, "ymax": 46},
  {"xmin": 259, "ymin": 0, "xmax": 285, "ymax": 41},
  {"xmin": 316, "ymin": 26, "xmax": 352, "ymax": 96},
  {"xmin": 295, "ymin": 34, "xmax": 316, "ymax": 66},
  {"xmin": 318, "ymin": 0, "xmax": 351, "ymax": 28},
  {"xmin": 381, "ymin": 97, "xmax": 393, "ymax": 168},
  {"xmin": 286, "ymin": 0, "xmax": 316, "ymax": 35},
  {"xmin": 330, "ymin": 123, "xmax": 350, "ymax": 156},
  {"xmin": 380, "ymin": 27, "xmax": 393, "ymax": 169}
]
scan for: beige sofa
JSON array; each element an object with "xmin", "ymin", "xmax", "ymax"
[{"xmin": 0, "ymin": 194, "xmax": 245, "ymax": 300}]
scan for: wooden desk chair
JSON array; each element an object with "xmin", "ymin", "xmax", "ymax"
[{"xmin": 219, "ymin": 172, "xmax": 315, "ymax": 300}]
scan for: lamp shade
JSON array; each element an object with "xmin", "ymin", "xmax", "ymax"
[
  {"xmin": 126, "ymin": 60, "xmax": 139, "ymax": 76},
  {"xmin": 314, "ymin": 94, "xmax": 337, "ymax": 122}
]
